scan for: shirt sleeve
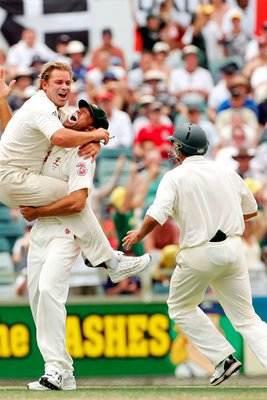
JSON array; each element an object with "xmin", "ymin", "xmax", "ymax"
[
  {"xmin": 232, "ymin": 171, "xmax": 258, "ymax": 215},
  {"xmin": 29, "ymin": 97, "xmax": 64, "ymax": 140},
  {"xmin": 66, "ymin": 150, "xmax": 95, "ymax": 194},
  {"xmin": 146, "ymin": 172, "xmax": 177, "ymax": 225}
]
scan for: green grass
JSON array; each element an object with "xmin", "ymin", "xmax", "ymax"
[
  {"xmin": 1, "ymin": 379, "xmax": 267, "ymax": 400},
  {"xmin": 1, "ymin": 386, "xmax": 267, "ymax": 400}
]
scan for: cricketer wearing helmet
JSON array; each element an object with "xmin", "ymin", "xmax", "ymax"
[{"xmin": 123, "ymin": 123, "xmax": 267, "ymax": 386}]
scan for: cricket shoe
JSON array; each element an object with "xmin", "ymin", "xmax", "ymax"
[
  {"xmin": 108, "ymin": 252, "xmax": 151, "ymax": 283},
  {"xmin": 210, "ymin": 355, "xmax": 241, "ymax": 386},
  {"xmin": 28, "ymin": 372, "xmax": 76, "ymax": 391}
]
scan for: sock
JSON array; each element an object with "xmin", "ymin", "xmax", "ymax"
[{"xmin": 105, "ymin": 251, "xmax": 124, "ymax": 269}]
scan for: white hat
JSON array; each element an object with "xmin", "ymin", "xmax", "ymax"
[
  {"xmin": 152, "ymin": 41, "xmax": 170, "ymax": 53},
  {"xmin": 67, "ymin": 40, "xmax": 85, "ymax": 54},
  {"xmin": 182, "ymin": 45, "xmax": 199, "ymax": 57},
  {"xmin": 143, "ymin": 69, "xmax": 166, "ymax": 81}
]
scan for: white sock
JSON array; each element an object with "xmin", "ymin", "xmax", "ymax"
[{"xmin": 105, "ymin": 251, "xmax": 124, "ymax": 269}]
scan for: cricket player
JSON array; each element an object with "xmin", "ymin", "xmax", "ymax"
[
  {"xmin": 14, "ymin": 102, "xmax": 150, "ymax": 391},
  {"xmin": 123, "ymin": 123, "xmax": 267, "ymax": 386},
  {"xmin": 0, "ymin": 63, "xmax": 150, "ymax": 277}
]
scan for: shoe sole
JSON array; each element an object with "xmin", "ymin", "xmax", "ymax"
[
  {"xmin": 109, "ymin": 255, "xmax": 151, "ymax": 283},
  {"xmin": 39, "ymin": 377, "xmax": 61, "ymax": 390},
  {"xmin": 210, "ymin": 361, "xmax": 242, "ymax": 386}
]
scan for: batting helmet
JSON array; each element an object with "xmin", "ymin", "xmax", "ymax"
[{"xmin": 167, "ymin": 123, "xmax": 209, "ymax": 155}]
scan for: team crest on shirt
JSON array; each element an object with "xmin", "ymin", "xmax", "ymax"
[
  {"xmin": 76, "ymin": 162, "xmax": 88, "ymax": 176},
  {"xmin": 51, "ymin": 111, "xmax": 57, "ymax": 117},
  {"xmin": 52, "ymin": 157, "xmax": 62, "ymax": 170}
]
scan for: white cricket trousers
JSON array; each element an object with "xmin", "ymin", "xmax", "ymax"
[
  {"xmin": 27, "ymin": 219, "xmax": 80, "ymax": 373},
  {"xmin": 167, "ymin": 236, "xmax": 267, "ymax": 368},
  {"xmin": 0, "ymin": 167, "xmax": 113, "ymax": 265}
]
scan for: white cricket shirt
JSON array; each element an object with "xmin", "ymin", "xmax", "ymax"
[
  {"xmin": 147, "ymin": 156, "xmax": 258, "ymax": 249},
  {"xmin": 41, "ymin": 146, "xmax": 95, "ymax": 195},
  {"xmin": 0, "ymin": 90, "xmax": 64, "ymax": 173}
]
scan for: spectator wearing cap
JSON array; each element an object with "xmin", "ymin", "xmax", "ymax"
[
  {"xmin": 66, "ymin": 40, "xmax": 87, "ymax": 84},
  {"xmin": 215, "ymin": 87, "xmax": 259, "ymax": 142},
  {"xmin": 222, "ymin": 10, "xmax": 250, "ymax": 61},
  {"xmin": 133, "ymin": 101, "xmax": 174, "ymax": 160},
  {"xmin": 6, "ymin": 28, "xmax": 59, "ymax": 75},
  {"xmin": 138, "ymin": 69, "xmax": 172, "ymax": 109},
  {"xmin": 54, "ymin": 34, "xmax": 72, "ymax": 63},
  {"xmin": 133, "ymin": 95, "xmax": 172, "ymax": 136},
  {"xmin": 90, "ymin": 28, "xmax": 126, "ymax": 69},
  {"xmin": 151, "ymin": 41, "xmax": 173, "ymax": 77},
  {"xmin": 100, "ymin": 70, "xmax": 130, "ymax": 111},
  {"xmin": 207, "ymin": 61, "xmax": 239, "ymax": 122},
  {"xmin": 215, "ymin": 124, "xmax": 257, "ymax": 176},
  {"xmin": 243, "ymin": 36, "xmax": 267, "ymax": 81},
  {"xmin": 217, "ymin": 75, "xmax": 258, "ymax": 117},
  {"xmin": 97, "ymin": 91, "xmax": 134, "ymax": 150},
  {"xmin": 7, "ymin": 68, "xmax": 35, "ymax": 112},
  {"xmin": 168, "ymin": 44, "xmax": 214, "ymax": 108}
]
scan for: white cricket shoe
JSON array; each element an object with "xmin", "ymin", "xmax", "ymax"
[
  {"xmin": 28, "ymin": 371, "xmax": 76, "ymax": 391},
  {"xmin": 210, "ymin": 355, "xmax": 241, "ymax": 386},
  {"xmin": 108, "ymin": 253, "xmax": 151, "ymax": 283}
]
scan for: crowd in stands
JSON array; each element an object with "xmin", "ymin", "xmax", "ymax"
[{"xmin": 0, "ymin": 0, "xmax": 267, "ymax": 299}]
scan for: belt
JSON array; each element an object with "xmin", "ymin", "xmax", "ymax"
[{"xmin": 209, "ymin": 230, "xmax": 227, "ymax": 242}]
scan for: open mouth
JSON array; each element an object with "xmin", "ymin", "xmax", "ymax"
[
  {"xmin": 68, "ymin": 112, "xmax": 78, "ymax": 123},
  {"xmin": 58, "ymin": 93, "xmax": 67, "ymax": 99}
]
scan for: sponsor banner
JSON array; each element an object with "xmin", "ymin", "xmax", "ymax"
[{"xmin": 0, "ymin": 300, "xmax": 243, "ymax": 378}]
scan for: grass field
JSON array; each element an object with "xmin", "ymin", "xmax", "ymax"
[{"xmin": 0, "ymin": 376, "xmax": 266, "ymax": 400}]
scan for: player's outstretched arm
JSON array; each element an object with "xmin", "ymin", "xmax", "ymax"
[
  {"xmin": 122, "ymin": 215, "xmax": 159, "ymax": 250},
  {"xmin": 0, "ymin": 67, "xmax": 16, "ymax": 129}
]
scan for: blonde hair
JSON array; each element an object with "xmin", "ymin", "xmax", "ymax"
[{"xmin": 38, "ymin": 61, "xmax": 73, "ymax": 89}]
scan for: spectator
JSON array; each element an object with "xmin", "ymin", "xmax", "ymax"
[
  {"xmin": 151, "ymin": 41, "xmax": 173, "ymax": 77},
  {"xmin": 133, "ymin": 11, "xmax": 166, "ymax": 52},
  {"xmin": 222, "ymin": 10, "xmax": 250, "ymax": 61},
  {"xmin": 168, "ymin": 45, "xmax": 214, "ymax": 108},
  {"xmin": 138, "ymin": 69, "xmax": 173, "ymax": 112},
  {"xmin": 182, "ymin": 5, "xmax": 223, "ymax": 70},
  {"xmin": 133, "ymin": 95, "xmax": 172, "ymax": 136},
  {"xmin": 7, "ymin": 68, "xmax": 35, "ymax": 112},
  {"xmin": 217, "ymin": 75, "xmax": 258, "ymax": 117},
  {"xmin": 103, "ymin": 276, "xmax": 141, "ymax": 296},
  {"xmin": 100, "ymin": 70, "xmax": 130, "ymax": 111},
  {"xmin": 97, "ymin": 92, "xmax": 134, "ymax": 149},
  {"xmin": 54, "ymin": 34, "xmax": 71, "ymax": 63},
  {"xmin": 215, "ymin": 88, "xmax": 259, "ymax": 135},
  {"xmin": 66, "ymin": 40, "xmax": 87, "ymax": 84},
  {"xmin": 243, "ymin": 36, "xmax": 267, "ymax": 81},
  {"xmin": 209, "ymin": 0, "xmax": 237, "ymax": 35},
  {"xmin": 250, "ymin": 49, "xmax": 267, "ymax": 104},
  {"xmin": 133, "ymin": 101, "xmax": 174, "ymax": 160},
  {"xmin": 245, "ymin": 20, "xmax": 267, "ymax": 62},
  {"xmin": 91, "ymin": 28, "xmax": 126, "ymax": 70},
  {"xmin": 6, "ymin": 28, "xmax": 58, "ymax": 75},
  {"xmin": 127, "ymin": 51, "xmax": 154, "ymax": 95},
  {"xmin": 86, "ymin": 50, "xmax": 125, "ymax": 101},
  {"xmin": 207, "ymin": 61, "xmax": 239, "ymax": 122}
]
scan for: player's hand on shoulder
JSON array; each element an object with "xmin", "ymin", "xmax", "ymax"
[{"xmin": 78, "ymin": 141, "xmax": 101, "ymax": 162}]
